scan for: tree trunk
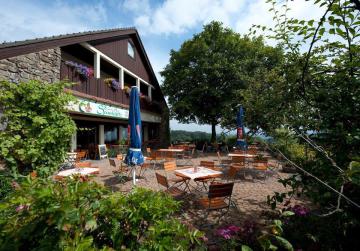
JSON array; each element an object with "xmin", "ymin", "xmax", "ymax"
[{"xmin": 211, "ymin": 123, "xmax": 216, "ymax": 143}]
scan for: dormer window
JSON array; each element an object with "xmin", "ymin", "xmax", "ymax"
[{"xmin": 128, "ymin": 41, "xmax": 135, "ymax": 59}]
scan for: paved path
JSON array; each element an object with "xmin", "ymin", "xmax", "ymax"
[{"xmin": 89, "ymin": 151, "xmax": 308, "ymax": 245}]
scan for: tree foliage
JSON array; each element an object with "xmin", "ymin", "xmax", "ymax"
[
  {"xmin": 161, "ymin": 21, "xmax": 283, "ymax": 141},
  {"xmin": 171, "ymin": 130, "xmax": 211, "ymax": 143},
  {"xmin": 242, "ymin": 0, "xmax": 360, "ymax": 242},
  {"xmin": 0, "ymin": 80, "xmax": 76, "ymax": 177}
]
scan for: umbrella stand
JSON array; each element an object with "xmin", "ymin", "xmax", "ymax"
[
  {"xmin": 124, "ymin": 87, "xmax": 144, "ymax": 187},
  {"xmin": 132, "ymin": 166, "xmax": 136, "ymax": 186}
]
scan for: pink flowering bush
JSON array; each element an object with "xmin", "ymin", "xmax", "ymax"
[
  {"xmin": 215, "ymin": 221, "xmax": 259, "ymax": 250},
  {"xmin": 216, "ymin": 225, "xmax": 241, "ymax": 239},
  {"xmin": 290, "ymin": 205, "xmax": 310, "ymax": 217}
]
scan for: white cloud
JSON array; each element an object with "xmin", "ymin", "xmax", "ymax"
[
  {"xmin": 0, "ymin": 0, "xmax": 108, "ymax": 42},
  {"xmin": 131, "ymin": 0, "xmax": 247, "ymax": 35},
  {"xmin": 122, "ymin": 0, "xmax": 151, "ymax": 13},
  {"xmin": 127, "ymin": 0, "xmax": 325, "ymax": 37}
]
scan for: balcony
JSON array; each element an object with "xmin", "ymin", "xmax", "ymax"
[{"xmin": 60, "ymin": 61, "xmax": 161, "ymax": 113}]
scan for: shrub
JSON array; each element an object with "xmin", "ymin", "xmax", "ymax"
[
  {"xmin": 214, "ymin": 217, "xmax": 293, "ymax": 251},
  {"xmin": 0, "ymin": 80, "xmax": 76, "ymax": 177},
  {"xmin": 282, "ymin": 207, "xmax": 360, "ymax": 251},
  {"xmin": 0, "ymin": 177, "xmax": 204, "ymax": 250},
  {"xmin": 225, "ymin": 135, "xmax": 237, "ymax": 149},
  {"xmin": 0, "ymin": 170, "xmax": 14, "ymax": 201}
]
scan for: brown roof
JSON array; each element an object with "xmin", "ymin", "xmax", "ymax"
[
  {"xmin": 0, "ymin": 27, "xmax": 167, "ymax": 105},
  {"xmin": 0, "ymin": 28, "xmax": 139, "ymax": 59}
]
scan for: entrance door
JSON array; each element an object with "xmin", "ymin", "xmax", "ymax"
[{"xmin": 76, "ymin": 123, "xmax": 98, "ymax": 159}]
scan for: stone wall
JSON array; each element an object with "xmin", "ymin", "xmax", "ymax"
[{"xmin": 0, "ymin": 48, "xmax": 61, "ymax": 83}]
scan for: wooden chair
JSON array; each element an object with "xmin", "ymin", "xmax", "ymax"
[
  {"xmin": 139, "ymin": 162, "xmax": 151, "ymax": 178},
  {"xmin": 75, "ymin": 151, "xmax": 87, "ymax": 162},
  {"xmin": 197, "ymin": 182, "xmax": 235, "ymax": 221},
  {"xmin": 234, "ymin": 149, "xmax": 245, "ymax": 154},
  {"xmin": 174, "ymin": 146, "xmax": 185, "ymax": 159},
  {"xmin": 227, "ymin": 165, "xmax": 239, "ymax": 181},
  {"xmin": 164, "ymin": 151, "xmax": 176, "ymax": 162},
  {"xmin": 197, "ymin": 143, "xmax": 207, "ymax": 157},
  {"xmin": 182, "ymin": 148, "xmax": 195, "ymax": 165},
  {"xmin": 155, "ymin": 172, "xmax": 186, "ymax": 199},
  {"xmin": 145, "ymin": 148, "xmax": 157, "ymax": 168},
  {"xmin": 163, "ymin": 161, "xmax": 190, "ymax": 190},
  {"xmin": 75, "ymin": 161, "xmax": 92, "ymax": 168},
  {"xmin": 247, "ymin": 149, "xmax": 257, "ymax": 155},
  {"xmin": 146, "ymin": 147, "xmax": 152, "ymax": 157},
  {"xmin": 254, "ymin": 161, "xmax": 268, "ymax": 180},
  {"xmin": 216, "ymin": 151, "xmax": 231, "ymax": 167},
  {"xmin": 231, "ymin": 156, "xmax": 246, "ymax": 165},
  {"xmin": 110, "ymin": 158, "xmax": 130, "ymax": 182},
  {"xmin": 230, "ymin": 163, "xmax": 247, "ymax": 180},
  {"xmin": 200, "ymin": 160, "xmax": 214, "ymax": 167}
]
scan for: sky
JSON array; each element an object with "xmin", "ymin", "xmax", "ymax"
[{"xmin": 0, "ymin": 0, "xmax": 324, "ymax": 133}]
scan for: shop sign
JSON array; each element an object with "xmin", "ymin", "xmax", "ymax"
[{"xmin": 67, "ymin": 98, "xmax": 161, "ymax": 123}]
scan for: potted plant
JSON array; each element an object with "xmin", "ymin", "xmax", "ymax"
[
  {"xmin": 255, "ymin": 154, "xmax": 268, "ymax": 164},
  {"xmin": 123, "ymin": 86, "xmax": 131, "ymax": 95},
  {"xmin": 104, "ymin": 78, "xmax": 121, "ymax": 91},
  {"xmin": 64, "ymin": 60, "xmax": 93, "ymax": 80}
]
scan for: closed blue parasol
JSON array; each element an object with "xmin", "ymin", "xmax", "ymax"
[
  {"xmin": 236, "ymin": 106, "xmax": 247, "ymax": 150},
  {"xmin": 124, "ymin": 86, "xmax": 144, "ymax": 185}
]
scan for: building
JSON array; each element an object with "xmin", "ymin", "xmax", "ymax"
[{"xmin": 0, "ymin": 28, "xmax": 170, "ymax": 158}]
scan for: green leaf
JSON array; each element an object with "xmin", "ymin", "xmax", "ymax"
[
  {"xmin": 85, "ymin": 219, "xmax": 97, "ymax": 231},
  {"xmin": 282, "ymin": 211, "xmax": 295, "ymax": 217},
  {"xmin": 274, "ymin": 220, "xmax": 282, "ymax": 228},
  {"xmin": 241, "ymin": 245, "xmax": 253, "ymax": 251},
  {"xmin": 274, "ymin": 236, "xmax": 294, "ymax": 251}
]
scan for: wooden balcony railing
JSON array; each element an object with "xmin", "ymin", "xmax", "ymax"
[{"xmin": 60, "ymin": 62, "xmax": 161, "ymax": 113}]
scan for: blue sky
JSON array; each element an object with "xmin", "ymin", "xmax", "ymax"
[{"xmin": 0, "ymin": 0, "xmax": 323, "ymax": 133}]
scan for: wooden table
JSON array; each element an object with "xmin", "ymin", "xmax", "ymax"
[
  {"xmin": 175, "ymin": 166, "xmax": 222, "ymax": 180},
  {"xmin": 228, "ymin": 153, "xmax": 257, "ymax": 158},
  {"xmin": 54, "ymin": 167, "xmax": 99, "ymax": 180},
  {"xmin": 158, "ymin": 149, "xmax": 184, "ymax": 152},
  {"xmin": 157, "ymin": 149, "xmax": 185, "ymax": 160},
  {"xmin": 175, "ymin": 167, "xmax": 222, "ymax": 192}
]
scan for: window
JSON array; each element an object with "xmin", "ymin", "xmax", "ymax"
[
  {"xmin": 128, "ymin": 41, "xmax": 135, "ymax": 59},
  {"xmin": 120, "ymin": 126, "xmax": 128, "ymax": 140},
  {"xmin": 140, "ymin": 82, "xmax": 148, "ymax": 96},
  {"xmin": 104, "ymin": 125, "xmax": 119, "ymax": 144}
]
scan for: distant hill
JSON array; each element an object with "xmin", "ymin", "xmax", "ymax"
[{"xmin": 170, "ymin": 130, "xmax": 211, "ymax": 143}]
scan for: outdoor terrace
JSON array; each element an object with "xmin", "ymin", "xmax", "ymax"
[{"xmin": 76, "ymin": 147, "xmax": 309, "ymax": 248}]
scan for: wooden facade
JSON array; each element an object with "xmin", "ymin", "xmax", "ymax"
[
  {"xmin": 0, "ymin": 28, "xmax": 170, "ymax": 152},
  {"xmin": 90, "ymin": 36, "xmax": 151, "ymax": 83}
]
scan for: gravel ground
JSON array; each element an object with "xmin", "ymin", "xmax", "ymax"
[{"xmin": 89, "ymin": 151, "xmax": 308, "ymax": 247}]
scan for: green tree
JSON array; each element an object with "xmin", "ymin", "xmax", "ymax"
[
  {"xmin": 161, "ymin": 21, "xmax": 283, "ymax": 142},
  {"xmin": 245, "ymin": 0, "xmax": 360, "ymax": 173},
  {"xmin": 243, "ymin": 1, "xmax": 360, "ymax": 248},
  {"xmin": 170, "ymin": 130, "xmax": 211, "ymax": 143},
  {"xmin": 0, "ymin": 80, "xmax": 76, "ymax": 177}
]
